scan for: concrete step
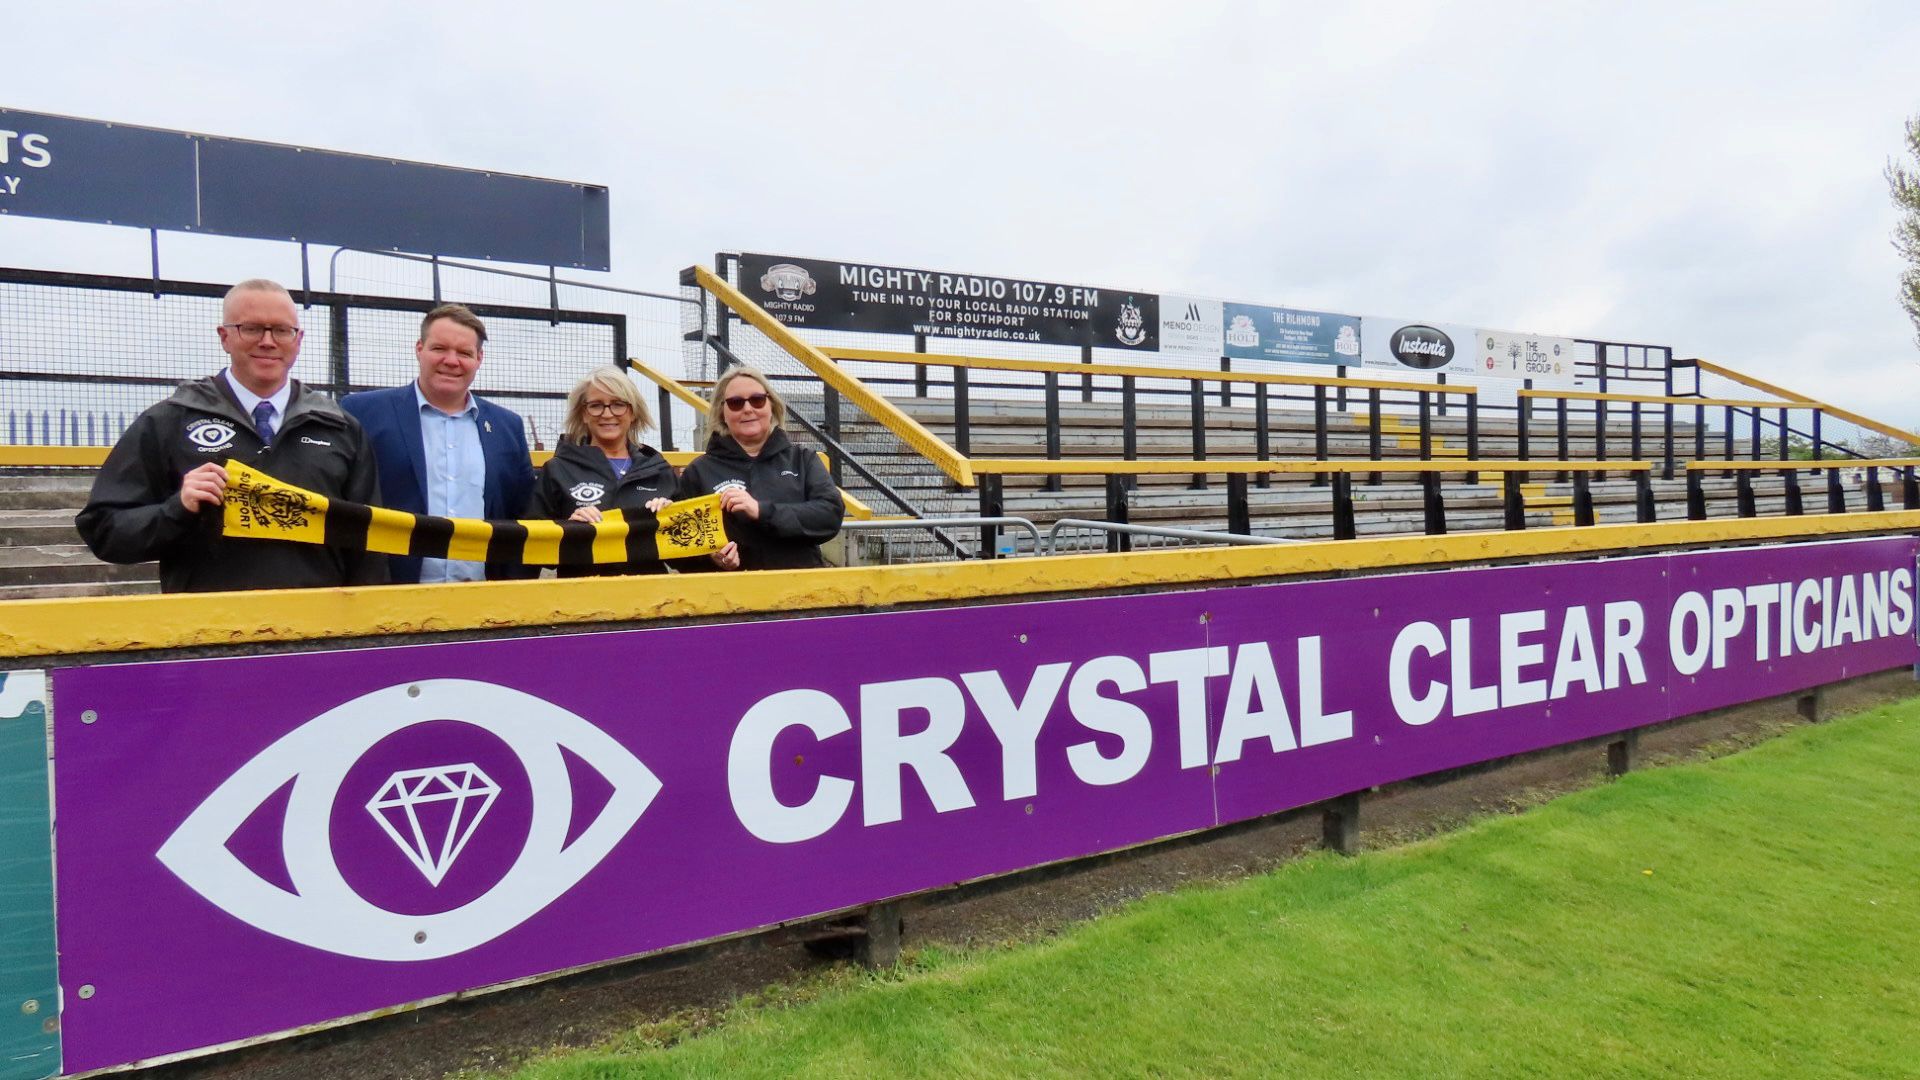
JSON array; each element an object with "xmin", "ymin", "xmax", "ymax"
[
  {"xmin": 0, "ymin": 579, "xmax": 161, "ymax": 600},
  {"xmin": 0, "ymin": 544, "xmax": 155, "ymax": 587},
  {"xmin": 0, "ymin": 510, "xmax": 82, "ymax": 547}
]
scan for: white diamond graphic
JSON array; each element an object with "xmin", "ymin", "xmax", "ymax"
[{"xmin": 366, "ymin": 763, "xmax": 501, "ymax": 886}]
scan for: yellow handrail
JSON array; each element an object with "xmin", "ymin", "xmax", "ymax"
[
  {"xmin": 1518, "ymin": 388, "xmax": 1816, "ymax": 409},
  {"xmin": 691, "ymin": 266, "xmax": 974, "ymax": 486},
  {"xmin": 1693, "ymin": 360, "xmax": 1920, "ymax": 446},
  {"xmin": 1684, "ymin": 457, "xmax": 1920, "ymax": 471},
  {"xmin": 625, "ymin": 356, "xmax": 712, "ymax": 415},
  {"xmin": 822, "ymin": 347, "xmax": 1479, "ymax": 396},
  {"xmin": 968, "ymin": 458, "xmax": 1651, "ymax": 476}
]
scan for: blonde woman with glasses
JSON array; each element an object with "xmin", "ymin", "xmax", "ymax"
[
  {"xmin": 671, "ymin": 364, "xmax": 843, "ymax": 571},
  {"xmin": 526, "ymin": 366, "xmax": 677, "ymax": 576}
]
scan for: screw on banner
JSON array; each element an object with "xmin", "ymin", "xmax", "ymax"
[
  {"xmin": 81, "ymin": 709, "xmax": 97, "ymax": 724},
  {"xmin": 77, "ymin": 985, "xmax": 95, "ymax": 1000},
  {"xmin": 19, "ymin": 999, "xmax": 37, "ymax": 1015}
]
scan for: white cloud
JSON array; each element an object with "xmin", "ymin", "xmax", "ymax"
[{"xmin": 7, "ymin": 1, "xmax": 1920, "ymax": 424}]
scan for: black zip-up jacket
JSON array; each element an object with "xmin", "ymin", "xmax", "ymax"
[
  {"xmin": 76, "ymin": 375, "xmax": 386, "ymax": 593},
  {"xmin": 527, "ymin": 439, "xmax": 677, "ymax": 577},
  {"xmin": 671, "ymin": 428, "xmax": 844, "ymax": 570}
]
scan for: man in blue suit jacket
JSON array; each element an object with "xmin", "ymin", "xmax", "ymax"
[{"xmin": 341, "ymin": 304, "xmax": 536, "ymax": 584}]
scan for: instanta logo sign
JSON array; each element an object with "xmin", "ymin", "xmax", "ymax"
[{"xmin": 1388, "ymin": 325, "xmax": 1455, "ymax": 369}]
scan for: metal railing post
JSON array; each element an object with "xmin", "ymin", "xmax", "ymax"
[
  {"xmin": 1190, "ymin": 381, "xmax": 1208, "ymax": 490},
  {"xmin": 1082, "ymin": 344, "xmax": 1095, "ymax": 404},
  {"xmin": 658, "ymin": 386, "xmax": 675, "ymax": 452},
  {"xmin": 1778, "ymin": 408, "xmax": 1791, "ymax": 460},
  {"xmin": 1868, "ymin": 466, "xmax": 1886, "ymax": 512},
  {"xmin": 1422, "ymin": 472, "xmax": 1447, "ymax": 535},
  {"xmin": 1635, "ymin": 471, "xmax": 1656, "ymax": 523},
  {"xmin": 1573, "ymin": 472, "xmax": 1595, "ymax": 526},
  {"xmin": 979, "ymin": 474, "xmax": 1004, "ymax": 559},
  {"xmin": 1465, "ymin": 394, "xmax": 1480, "ymax": 484},
  {"xmin": 1368, "ymin": 388, "xmax": 1383, "ymax": 486},
  {"xmin": 1257, "ymin": 382, "xmax": 1273, "ymax": 489},
  {"xmin": 1736, "ymin": 472, "xmax": 1756, "ymax": 518},
  {"xmin": 1827, "ymin": 468, "xmax": 1846, "ymax": 514},
  {"xmin": 822, "ymin": 385, "xmax": 844, "ymax": 485},
  {"xmin": 1686, "ymin": 471, "xmax": 1707, "ymax": 520},
  {"xmin": 1556, "ymin": 397, "xmax": 1570, "ymax": 482},
  {"xmin": 914, "ymin": 332, "xmax": 929, "ymax": 397},
  {"xmin": 1227, "ymin": 473, "xmax": 1251, "ymax": 535},
  {"xmin": 1219, "ymin": 358, "xmax": 1232, "ymax": 407},
  {"xmin": 1332, "ymin": 472, "xmax": 1357, "ymax": 540},
  {"xmin": 953, "ymin": 365, "xmax": 971, "ymax": 458},
  {"xmin": 1812, "ymin": 409, "xmax": 1824, "ymax": 461},
  {"xmin": 1044, "ymin": 371, "xmax": 1063, "ymax": 494},
  {"xmin": 1503, "ymin": 472, "xmax": 1527, "ymax": 530},
  {"xmin": 1311, "ymin": 384, "xmax": 1327, "ymax": 488},
  {"xmin": 1105, "ymin": 473, "xmax": 1131, "ymax": 552},
  {"xmin": 1122, "ymin": 375, "xmax": 1138, "ymax": 492},
  {"xmin": 1418, "ymin": 392, "xmax": 1432, "ymax": 461}
]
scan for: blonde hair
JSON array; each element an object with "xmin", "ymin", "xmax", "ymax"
[
  {"xmin": 706, "ymin": 364, "xmax": 787, "ymax": 434},
  {"xmin": 563, "ymin": 366, "xmax": 654, "ymax": 446}
]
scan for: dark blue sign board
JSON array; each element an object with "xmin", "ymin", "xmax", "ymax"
[{"xmin": 0, "ymin": 109, "xmax": 610, "ymax": 270}]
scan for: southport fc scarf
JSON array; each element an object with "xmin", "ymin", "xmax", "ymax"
[{"xmin": 220, "ymin": 460, "xmax": 728, "ymax": 565}]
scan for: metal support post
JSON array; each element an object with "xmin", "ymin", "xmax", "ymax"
[
  {"xmin": 1422, "ymin": 472, "xmax": 1447, "ymax": 535},
  {"xmin": 1735, "ymin": 472, "xmax": 1756, "ymax": 518},
  {"xmin": 1573, "ymin": 472, "xmax": 1595, "ymax": 527},
  {"xmin": 1868, "ymin": 466, "xmax": 1885, "ymax": 512},
  {"xmin": 1044, "ymin": 372, "xmax": 1063, "ymax": 494},
  {"xmin": 1503, "ymin": 472, "xmax": 1527, "ymax": 530},
  {"xmin": 953, "ymin": 366, "xmax": 971, "ymax": 458},
  {"xmin": 1827, "ymin": 469, "xmax": 1846, "ymax": 514},
  {"xmin": 1332, "ymin": 472, "xmax": 1357, "ymax": 540},
  {"xmin": 1367, "ymin": 389, "xmax": 1383, "ymax": 486},
  {"xmin": 1322, "ymin": 793, "xmax": 1361, "ymax": 856},
  {"xmin": 1190, "ymin": 381, "xmax": 1208, "ymax": 490},
  {"xmin": 1311, "ymin": 385, "xmax": 1327, "ymax": 487},
  {"xmin": 1227, "ymin": 474, "xmax": 1251, "ymax": 535},
  {"xmin": 1686, "ymin": 471, "xmax": 1707, "ymax": 520},
  {"xmin": 1635, "ymin": 471, "xmax": 1656, "ymax": 523},
  {"xmin": 978, "ymin": 475, "xmax": 1003, "ymax": 559},
  {"xmin": 1258, "ymin": 383, "xmax": 1274, "ymax": 489},
  {"xmin": 1607, "ymin": 729, "xmax": 1640, "ymax": 778},
  {"xmin": 1783, "ymin": 470, "xmax": 1803, "ymax": 516},
  {"xmin": 1105, "ymin": 474, "xmax": 1131, "ymax": 552}
]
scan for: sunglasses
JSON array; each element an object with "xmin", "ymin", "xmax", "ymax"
[{"xmin": 723, "ymin": 393, "xmax": 770, "ymax": 412}]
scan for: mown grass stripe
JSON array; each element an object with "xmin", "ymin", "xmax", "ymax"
[{"xmin": 511, "ymin": 699, "xmax": 1920, "ymax": 1080}]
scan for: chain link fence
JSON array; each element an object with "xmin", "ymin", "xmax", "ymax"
[{"xmin": 1, "ymin": 258, "xmax": 704, "ymax": 452}]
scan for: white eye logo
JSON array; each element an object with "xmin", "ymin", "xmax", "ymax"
[
  {"xmin": 156, "ymin": 680, "xmax": 661, "ymax": 961},
  {"xmin": 569, "ymin": 482, "xmax": 606, "ymax": 504},
  {"xmin": 187, "ymin": 419, "xmax": 237, "ymax": 451}
]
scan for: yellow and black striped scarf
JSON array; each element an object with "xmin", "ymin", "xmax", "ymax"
[{"xmin": 221, "ymin": 460, "xmax": 727, "ymax": 565}]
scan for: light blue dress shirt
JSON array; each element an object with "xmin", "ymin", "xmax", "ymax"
[{"xmin": 413, "ymin": 383, "xmax": 486, "ymax": 583}]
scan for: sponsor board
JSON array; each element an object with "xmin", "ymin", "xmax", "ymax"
[
  {"xmin": 1222, "ymin": 302, "xmax": 1363, "ymax": 367},
  {"xmin": 48, "ymin": 538, "xmax": 1918, "ymax": 1071},
  {"xmin": 1359, "ymin": 317, "xmax": 1479, "ymax": 377},
  {"xmin": 738, "ymin": 253, "xmax": 1159, "ymax": 351},
  {"xmin": 0, "ymin": 108, "xmax": 610, "ymax": 270},
  {"xmin": 0, "ymin": 670, "xmax": 58, "ymax": 1078},
  {"xmin": 1477, "ymin": 329, "xmax": 1578, "ymax": 386},
  {"xmin": 1158, "ymin": 294, "xmax": 1224, "ymax": 360}
]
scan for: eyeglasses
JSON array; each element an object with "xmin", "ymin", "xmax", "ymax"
[
  {"xmin": 222, "ymin": 323, "xmax": 304, "ymax": 344},
  {"xmin": 723, "ymin": 393, "xmax": 770, "ymax": 412},
  {"xmin": 584, "ymin": 400, "xmax": 632, "ymax": 416}
]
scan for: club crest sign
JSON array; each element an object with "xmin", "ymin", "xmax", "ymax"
[{"xmin": 156, "ymin": 680, "xmax": 661, "ymax": 961}]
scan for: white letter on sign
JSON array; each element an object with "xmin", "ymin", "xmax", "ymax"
[
  {"xmin": 1067, "ymin": 656, "xmax": 1151, "ymax": 786},
  {"xmin": 861, "ymin": 677, "xmax": 976, "ymax": 827},
  {"xmin": 729, "ymin": 689, "xmax": 855, "ymax": 844}
]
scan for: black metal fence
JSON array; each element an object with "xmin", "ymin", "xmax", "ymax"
[{"xmin": 0, "ymin": 265, "xmax": 688, "ymax": 451}]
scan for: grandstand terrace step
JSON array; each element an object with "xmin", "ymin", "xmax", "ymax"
[
  {"xmin": 0, "ymin": 472, "xmax": 95, "ymax": 510},
  {"xmin": 0, "ymin": 509, "xmax": 83, "ymax": 547},
  {"xmin": 0, "ymin": 579, "xmax": 161, "ymax": 601},
  {"xmin": 0, "ymin": 544, "xmax": 156, "ymax": 588}
]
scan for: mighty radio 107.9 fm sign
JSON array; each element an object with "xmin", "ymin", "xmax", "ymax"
[
  {"xmin": 45, "ymin": 537, "xmax": 1917, "ymax": 1073},
  {"xmin": 738, "ymin": 252, "xmax": 1160, "ymax": 351}
]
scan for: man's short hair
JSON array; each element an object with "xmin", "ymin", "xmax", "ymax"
[
  {"xmin": 222, "ymin": 279, "xmax": 293, "ymax": 317},
  {"xmin": 419, "ymin": 303, "xmax": 488, "ymax": 346}
]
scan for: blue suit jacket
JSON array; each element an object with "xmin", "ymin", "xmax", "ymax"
[{"xmin": 340, "ymin": 385, "xmax": 537, "ymax": 583}]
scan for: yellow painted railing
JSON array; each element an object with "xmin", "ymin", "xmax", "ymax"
[
  {"xmin": 1684, "ymin": 457, "xmax": 1920, "ymax": 472},
  {"xmin": 968, "ymin": 458, "xmax": 1651, "ymax": 476},
  {"xmin": 1517, "ymin": 388, "xmax": 1817, "ymax": 410},
  {"xmin": 692, "ymin": 266, "xmax": 974, "ymax": 485},
  {"xmin": 1693, "ymin": 359, "xmax": 1920, "ymax": 446},
  {"xmin": 821, "ymin": 347, "xmax": 1480, "ymax": 396},
  {"xmin": 6, "ymin": 509, "xmax": 1919, "ymax": 659}
]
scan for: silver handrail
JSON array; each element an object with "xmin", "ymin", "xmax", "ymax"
[
  {"xmin": 1044, "ymin": 519, "xmax": 1303, "ymax": 556},
  {"xmin": 841, "ymin": 517, "xmax": 1044, "ymax": 559}
]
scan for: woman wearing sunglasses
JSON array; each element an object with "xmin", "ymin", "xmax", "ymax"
[
  {"xmin": 527, "ymin": 366, "xmax": 677, "ymax": 575},
  {"xmin": 673, "ymin": 364, "xmax": 844, "ymax": 571}
]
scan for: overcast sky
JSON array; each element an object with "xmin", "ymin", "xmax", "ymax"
[{"xmin": 8, "ymin": 2, "xmax": 1920, "ymax": 425}]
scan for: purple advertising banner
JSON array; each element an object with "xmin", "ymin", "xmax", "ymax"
[{"xmin": 50, "ymin": 538, "xmax": 1918, "ymax": 1072}]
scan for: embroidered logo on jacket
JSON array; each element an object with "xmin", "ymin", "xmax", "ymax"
[
  {"xmin": 187, "ymin": 419, "xmax": 238, "ymax": 452},
  {"xmin": 568, "ymin": 482, "xmax": 607, "ymax": 504}
]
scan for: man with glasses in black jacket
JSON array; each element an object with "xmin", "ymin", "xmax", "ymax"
[{"xmin": 77, "ymin": 278, "xmax": 385, "ymax": 592}]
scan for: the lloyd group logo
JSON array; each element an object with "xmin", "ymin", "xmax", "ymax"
[
  {"xmin": 156, "ymin": 680, "xmax": 661, "ymax": 961},
  {"xmin": 1388, "ymin": 325, "xmax": 1455, "ymax": 370}
]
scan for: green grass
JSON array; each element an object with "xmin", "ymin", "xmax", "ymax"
[{"xmin": 510, "ymin": 699, "xmax": 1920, "ymax": 1079}]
